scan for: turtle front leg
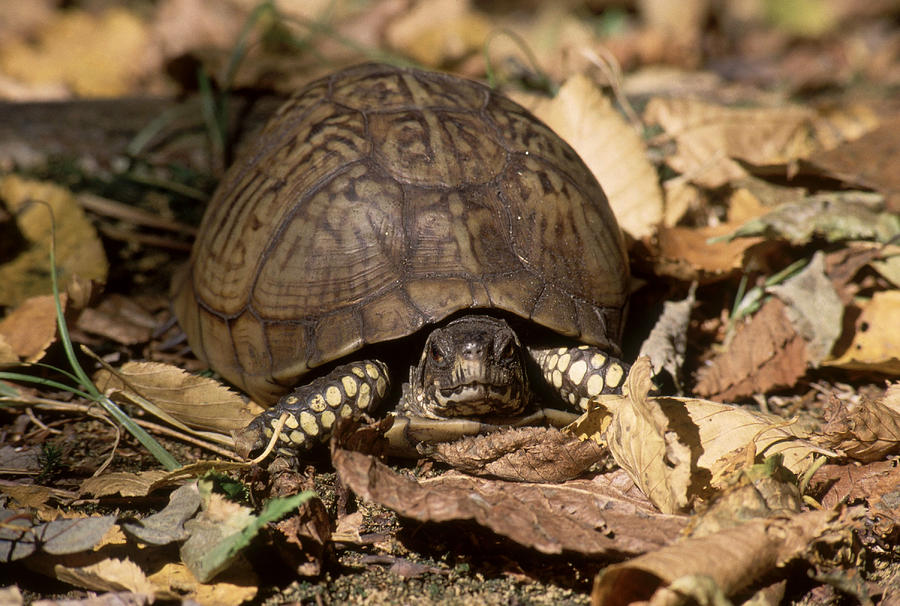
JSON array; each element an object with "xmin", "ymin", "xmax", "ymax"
[
  {"xmin": 234, "ymin": 360, "xmax": 390, "ymax": 457},
  {"xmin": 529, "ymin": 346, "xmax": 628, "ymax": 412}
]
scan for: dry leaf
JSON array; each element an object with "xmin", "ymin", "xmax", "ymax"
[
  {"xmin": 605, "ymin": 358, "xmax": 693, "ymax": 514},
  {"xmin": 594, "ymin": 358, "xmax": 819, "ymax": 513},
  {"xmin": 522, "ymin": 74, "xmax": 663, "ymax": 239},
  {"xmin": 93, "ymin": 360, "xmax": 261, "ymax": 434},
  {"xmin": 0, "ymin": 484, "xmax": 54, "ymax": 509},
  {"xmin": 146, "ymin": 560, "xmax": 257, "ymax": 606},
  {"xmin": 385, "ymin": 0, "xmax": 490, "ymax": 66},
  {"xmin": 424, "ymin": 426, "xmax": 607, "ymax": 482},
  {"xmin": 726, "ymin": 192, "xmax": 899, "ymax": 244},
  {"xmin": 0, "ymin": 294, "xmax": 63, "ymax": 363},
  {"xmin": 79, "ymin": 471, "xmax": 172, "ymax": 498},
  {"xmin": 812, "ymin": 460, "xmax": 900, "ymax": 512},
  {"xmin": 592, "ymin": 507, "xmax": 861, "ymax": 606},
  {"xmin": 826, "ymin": 290, "xmax": 900, "ymax": 374},
  {"xmin": 334, "ymin": 447, "xmax": 688, "ymax": 557},
  {"xmin": 0, "ymin": 176, "xmax": 108, "ymax": 307},
  {"xmin": 803, "ymin": 114, "xmax": 900, "ymax": 211},
  {"xmin": 653, "ymin": 223, "xmax": 762, "ymax": 281},
  {"xmin": 767, "ymin": 251, "xmax": 843, "ymax": 365},
  {"xmin": 0, "ymin": 7, "xmax": 155, "ymax": 97},
  {"xmin": 644, "ymin": 97, "xmax": 817, "ymax": 188},
  {"xmin": 75, "ymin": 294, "xmax": 156, "ymax": 345},
  {"xmin": 695, "ymin": 298, "xmax": 808, "ymax": 401},
  {"xmin": 815, "ymin": 385, "xmax": 900, "ymax": 462},
  {"xmin": 53, "ymin": 557, "xmax": 155, "ymax": 596}
]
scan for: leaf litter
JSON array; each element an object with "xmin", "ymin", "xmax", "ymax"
[{"xmin": 2, "ymin": 1, "xmax": 900, "ymax": 605}]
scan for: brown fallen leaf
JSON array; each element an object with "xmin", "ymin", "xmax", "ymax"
[
  {"xmin": 811, "ymin": 460, "xmax": 900, "ymax": 512},
  {"xmin": 652, "ymin": 223, "xmax": 762, "ymax": 282},
  {"xmin": 802, "ymin": 114, "xmax": 900, "ymax": 211},
  {"xmin": 0, "ymin": 7, "xmax": 155, "ymax": 97},
  {"xmin": 644, "ymin": 98, "xmax": 817, "ymax": 188},
  {"xmin": 79, "ymin": 471, "xmax": 170, "ymax": 499},
  {"xmin": 767, "ymin": 251, "xmax": 843, "ymax": 366},
  {"xmin": 75, "ymin": 294, "xmax": 157, "ymax": 345},
  {"xmin": 385, "ymin": 0, "xmax": 490, "ymax": 66},
  {"xmin": 592, "ymin": 507, "xmax": 862, "ymax": 606},
  {"xmin": 815, "ymin": 385, "xmax": 900, "ymax": 462},
  {"xmin": 0, "ymin": 294, "xmax": 62, "ymax": 363},
  {"xmin": 93, "ymin": 360, "xmax": 261, "ymax": 435},
  {"xmin": 272, "ymin": 497, "xmax": 332, "ymax": 577},
  {"xmin": 423, "ymin": 426, "xmax": 607, "ymax": 482},
  {"xmin": 593, "ymin": 358, "xmax": 821, "ymax": 514},
  {"xmin": 605, "ymin": 358, "xmax": 693, "ymax": 514},
  {"xmin": 333, "ymin": 447, "xmax": 688, "ymax": 557},
  {"xmin": 695, "ymin": 297, "xmax": 808, "ymax": 402},
  {"xmin": 826, "ymin": 290, "xmax": 900, "ymax": 374},
  {"xmin": 53, "ymin": 557, "xmax": 155, "ymax": 596},
  {"xmin": 0, "ymin": 175, "xmax": 108, "ymax": 308}
]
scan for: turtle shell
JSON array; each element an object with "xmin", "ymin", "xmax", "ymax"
[{"xmin": 171, "ymin": 63, "xmax": 629, "ymax": 405}]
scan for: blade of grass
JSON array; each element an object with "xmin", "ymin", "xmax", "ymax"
[{"xmin": 38, "ymin": 201, "xmax": 181, "ymax": 470}]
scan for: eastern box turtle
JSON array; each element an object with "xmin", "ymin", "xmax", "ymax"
[{"xmin": 171, "ymin": 63, "xmax": 630, "ymax": 456}]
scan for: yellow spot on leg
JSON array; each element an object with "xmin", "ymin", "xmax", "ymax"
[
  {"xmin": 341, "ymin": 375, "xmax": 358, "ymax": 397},
  {"xmin": 586, "ymin": 373, "xmax": 604, "ymax": 397},
  {"xmin": 340, "ymin": 404, "xmax": 353, "ymax": 418},
  {"xmin": 289, "ymin": 430, "xmax": 307, "ymax": 444},
  {"xmin": 357, "ymin": 383, "xmax": 372, "ymax": 409},
  {"xmin": 605, "ymin": 363, "xmax": 625, "ymax": 389},
  {"xmin": 325, "ymin": 385, "xmax": 342, "ymax": 407},
  {"xmin": 321, "ymin": 410, "xmax": 336, "ymax": 429},
  {"xmin": 567, "ymin": 360, "xmax": 587, "ymax": 386},
  {"xmin": 308, "ymin": 393, "xmax": 326, "ymax": 413},
  {"xmin": 552, "ymin": 369, "xmax": 562, "ymax": 389},
  {"xmin": 351, "ymin": 366, "xmax": 366, "ymax": 378},
  {"xmin": 590, "ymin": 353, "xmax": 607, "ymax": 369},
  {"xmin": 376, "ymin": 376, "xmax": 388, "ymax": 398},
  {"xmin": 299, "ymin": 411, "xmax": 319, "ymax": 436},
  {"xmin": 365, "ymin": 363, "xmax": 380, "ymax": 380},
  {"xmin": 556, "ymin": 353, "xmax": 571, "ymax": 372},
  {"xmin": 284, "ymin": 415, "xmax": 299, "ymax": 429}
]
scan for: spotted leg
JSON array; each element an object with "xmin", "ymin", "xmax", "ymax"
[
  {"xmin": 234, "ymin": 360, "xmax": 390, "ymax": 457},
  {"xmin": 529, "ymin": 346, "xmax": 628, "ymax": 412}
]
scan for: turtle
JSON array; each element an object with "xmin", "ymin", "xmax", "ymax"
[{"xmin": 170, "ymin": 63, "xmax": 630, "ymax": 457}]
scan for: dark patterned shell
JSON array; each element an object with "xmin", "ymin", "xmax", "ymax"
[{"xmin": 172, "ymin": 63, "xmax": 628, "ymax": 405}]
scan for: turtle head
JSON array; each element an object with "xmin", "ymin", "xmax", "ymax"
[{"xmin": 408, "ymin": 315, "xmax": 529, "ymax": 418}]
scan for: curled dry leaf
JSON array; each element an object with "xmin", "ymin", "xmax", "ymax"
[
  {"xmin": 725, "ymin": 192, "xmax": 899, "ymax": 245},
  {"xmin": 644, "ymin": 98, "xmax": 817, "ymax": 188},
  {"xmin": 93, "ymin": 360, "xmax": 262, "ymax": 434},
  {"xmin": 652, "ymin": 223, "xmax": 762, "ymax": 282},
  {"xmin": 52, "ymin": 557, "xmax": 155, "ymax": 596},
  {"xmin": 802, "ymin": 114, "xmax": 900, "ymax": 211},
  {"xmin": 695, "ymin": 298, "xmax": 808, "ymax": 402},
  {"xmin": 423, "ymin": 426, "xmax": 606, "ymax": 482},
  {"xmin": 0, "ymin": 175, "xmax": 108, "ymax": 307},
  {"xmin": 767, "ymin": 251, "xmax": 843, "ymax": 366},
  {"xmin": 0, "ymin": 7, "xmax": 155, "ymax": 97},
  {"xmin": 826, "ymin": 290, "xmax": 900, "ymax": 374},
  {"xmin": 333, "ymin": 447, "xmax": 688, "ymax": 557},
  {"xmin": 521, "ymin": 74, "xmax": 663, "ymax": 240},
  {"xmin": 605, "ymin": 358, "xmax": 693, "ymax": 514},
  {"xmin": 385, "ymin": 0, "xmax": 490, "ymax": 67},
  {"xmin": 598, "ymin": 358, "xmax": 820, "ymax": 514},
  {"xmin": 80, "ymin": 470, "xmax": 170, "ymax": 499},
  {"xmin": 0, "ymin": 294, "xmax": 63, "ymax": 363},
  {"xmin": 815, "ymin": 385, "xmax": 900, "ymax": 462},
  {"xmin": 75, "ymin": 294, "xmax": 156, "ymax": 345},
  {"xmin": 592, "ymin": 507, "xmax": 863, "ymax": 606}
]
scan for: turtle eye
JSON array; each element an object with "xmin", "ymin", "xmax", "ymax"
[
  {"xmin": 430, "ymin": 343, "xmax": 446, "ymax": 364},
  {"xmin": 497, "ymin": 338, "xmax": 516, "ymax": 360}
]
